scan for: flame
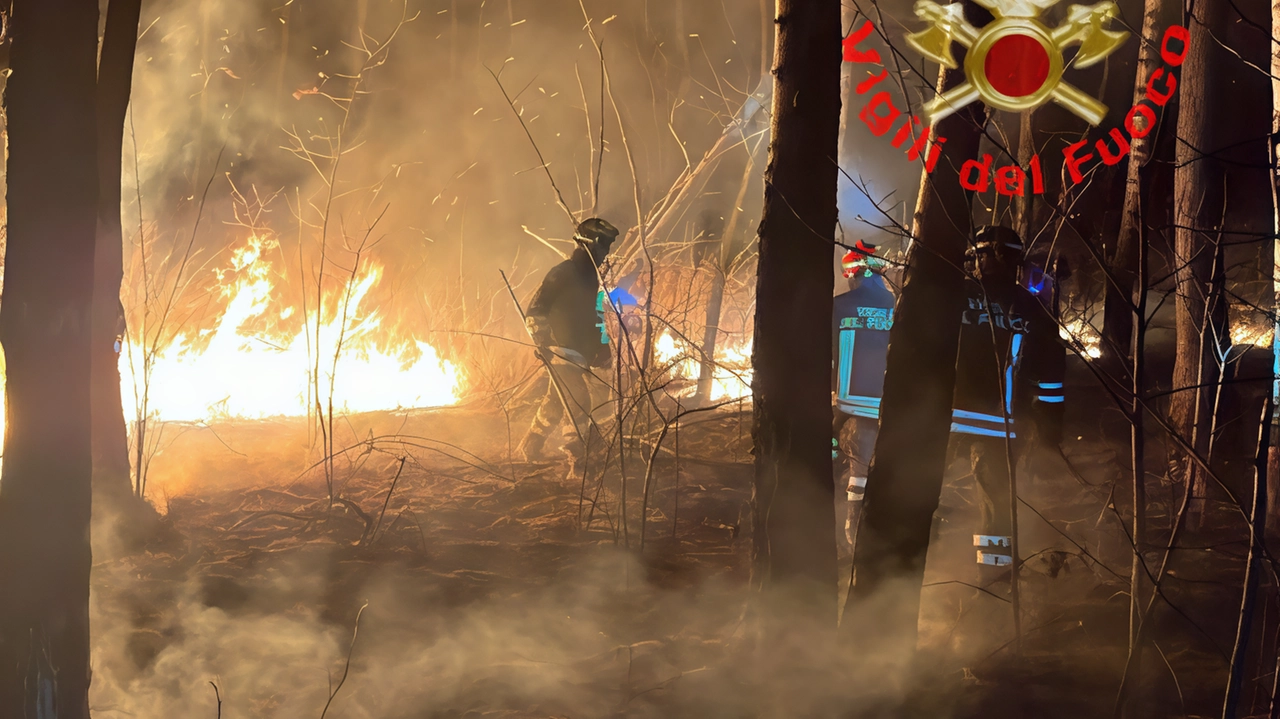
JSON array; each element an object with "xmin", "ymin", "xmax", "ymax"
[
  {"xmin": 654, "ymin": 330, "xmax": 752, "ymax": 402},
  {"xmin": 708, "ymin": 340, "xmax": 752, "ymax": 401},
  {"xmin": 1060, "ymin": 319, "xmax": 1102, "ymax": 359},
  {"xmin": 1231, "ymin": 321, "xmax": 1275, "ymax": 349},
  {"xmin": 120, "ymin": 236, "xmax": 460, "ymax": 422}
]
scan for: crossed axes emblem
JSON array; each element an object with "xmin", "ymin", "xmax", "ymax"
[{"xmin": 906, "ymin": 0, "xmax": 1129, "ymax": 125}]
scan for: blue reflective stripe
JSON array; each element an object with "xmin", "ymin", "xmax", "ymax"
[
  {"xmin": 595, "ymin": 291, "xmax": 609, "ymax": 344},
  {"xmin": 836, "ymin": 398, "xmax": 881, "ymax": 419},
  {"xmin": 1006, "ymin": 333, "xmax": 1023, "ymax": 415},
  {"xmin": 844, "ymin": 395, "xmax": 882, "ymax": 406},
  {"xmin": 841, "ymin": 395, "xmax": 881, "ymax": 407},
  {"xmin": 837, "ymin": 329, "xmax": 856, "ymax": 400},
  {"xmin": 952, "ymin": 408, "xmax": 1007, "ymax": 424},
  {"xmin": 957, "ymin": 419, "xmax": 1013, "ymax": 437},
  {"xmin": 1037, "ymin": 396, "xmax": 1065, "ymax": 403},
  {"xmin": 1038, "ymin": 382, "xmax": 1064, "ymax": 389}
]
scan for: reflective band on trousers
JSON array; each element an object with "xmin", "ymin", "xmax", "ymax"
[
  {"xmin": 847, "ymin": 476, "xmax": 868, "ymax": 502},
  {"xmin": 974, "ymin": 534, "xmax": 1011, "ymax": 548},
  {"xmin": 977, "ymin": 551, "xmax": 1012, "ymax": 566},
  {"xmin": 838, "ymin": 396, "xmax": 1020, "ymax": 438}
]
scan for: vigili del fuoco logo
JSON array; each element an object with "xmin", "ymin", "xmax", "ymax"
[{"xmin": 843, "ymin": 8, "xmax": 1190, "ymax": 197}]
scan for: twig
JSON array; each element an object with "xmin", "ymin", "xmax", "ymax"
[
  {"xmin": 320, "ymin": 601, "xmax": 369, "ymax": 719},
  {"xmin": 210, "ymin": 681, "xmax": 222, "ymax": 719},
  {"xmin": 486, "ymin": 66, "xmax": 576, "ymax": 228},
  {"xmin": 368, "ymin": 457, "xmax": 408, "ymax": 545},
  {"xmin": 335, "ymin": 497, "xmax": 374, "ymax": 541}
]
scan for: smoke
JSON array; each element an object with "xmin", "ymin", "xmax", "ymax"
[
  {"xmin": 88, "ymin": 538, "xmax": 946, "ymax": 718},
  {"xmin": 78, "ymin": 2, "xmax": 1151, "ymax": 717},
  {"xmin": 119, "ymin": 0, "xmax": 775, "ymax": 374}
]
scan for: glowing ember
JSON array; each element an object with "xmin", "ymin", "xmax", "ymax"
[
  {"xmin": 708, "ymin": 340, "xmax": 752, "ymax": 402},
  {"xmin": 1231, "ymin": 322, "xmax": 1274, "ymax": 349},
  {"xmin": 120, "ymin": 237, "xmax": 460, "ymax": 422},
  {"xmin": 654, "ymin": 330, "xmax": 752, "ymax": 402},
  {"xmin": 1060, "ymin": 319, "xmax": 1102, "ymax": 359}
]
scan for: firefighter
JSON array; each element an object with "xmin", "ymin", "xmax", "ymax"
[
  {"xmin": 952, "ymin": 225, "xmax": 1064, "ymax": 573},
  {"xmin": 832, "ymin": 240, "xmax": 895, "ymax": 553},
  {"xmin": 517, "ymin": 218, "xmax": 619, "ymax": 475},
  {"xmin": 1023, "ymin": 254, "xmax": 1069, "ymax": 450}
]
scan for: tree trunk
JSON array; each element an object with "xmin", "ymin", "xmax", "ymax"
[
  {"xmin": 696, "ymin": 264, "xmax": 726, "ymax": 404},
  {"xmin": 844, "ymin": 0, "xmax": 990, "ymax": 657},
  {"xmin": 0, "ymin": 0, "xmax": 101, "ymax": 714},
  {"xmin": 1101, "ymin": 0, "xmax": 1164, "ymax": 380},
  {"xmin": 1170, "ymin": 0, "xmax": 1228, "ymax": 527},
  {"xmin": 751, "ymin": 0, "xmax": 841, "ymax": 611},
  {"xmin": 92, "ymin": 0, "xmax": 144, "ymax": 507},
  {"xmin": 836, "ymin": 0, "xmax": 858, "ymax": 173},
  {"xmin": 1266, "ymin": 0, "xmax": 1280, "ymax": 540},
  {"xmin": 1222, "ymin": 396, "xmax": 1273, "ymax": 718},
  {"xmin": 696, "ymin": 150, "xmax": 756, "ymax": 406}
]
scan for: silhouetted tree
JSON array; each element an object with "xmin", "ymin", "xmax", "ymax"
[
  {"xmin": 92, "ymin": 0, "xmax": 144, "ymax": 506},
  {"xmin": 750, "ymin": 0, "xmax": 841, "ymax": 614},
  {"xmin": 0, "ymin": 0, "xmax": 101, "ymax": 715},
  {"xmin": 1170, "ymin": 0, "xmax": 1228, "ymax": 526},
  {"xmin": 844, "ymin": 0, "xmax": 990, "ymax": 657}
]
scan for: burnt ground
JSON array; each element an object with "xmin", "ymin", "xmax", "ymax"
[{"xmin": 86, "ymin": 365, "xmax": 1267, "ymax": 718}]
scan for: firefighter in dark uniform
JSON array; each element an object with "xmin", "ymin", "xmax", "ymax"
[
  {"xmin": 1021, "ymin": 254, "xmax": 1069, "ymax": 450},
  {"xmin": 517, "ymin": 218, "xmax": 619, "ymax": 474},
  {"xmin": 951, "ymin": 225, "xmax": 1065, "ymax": 571},
  {"xmin": 832, "ymin": 240, "xmax": 895, "ymax": 553}
]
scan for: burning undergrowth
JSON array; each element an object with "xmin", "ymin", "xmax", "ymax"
[{"xmin": 120, "ymin": 234, "xmax": 463, "ymax": 424}]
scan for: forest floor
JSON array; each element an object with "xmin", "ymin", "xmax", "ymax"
[{"xmin": 85, "ymin": 362, "xmax": 1260, "ymax": 718}]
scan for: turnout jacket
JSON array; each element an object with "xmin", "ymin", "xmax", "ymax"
[
  {"xmin": 832, "ymin": 273, "xmax": 896, "ymax": 418},
  {"xmin": 952, "ymin": 277, "xmax": 1064, "ymax": 438},
  {"xmin": 526, "ymin": 248, "xmax": 610, "ymax": 366}
]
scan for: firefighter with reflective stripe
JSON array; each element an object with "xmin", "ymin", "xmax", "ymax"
[
  {"xmin": 832, "ymin": 240, "xmax": 895, "ymax": 553},
  {"xmin": 517, "ymin": 218, "xmax": 619, "ymax": 474},
  {"xmin": 951, "ymin": 226, "xmax": 1064, "ymax": 570},
  {"xmin": 1023, "ymin": 255, "xmax": 1069, "ymax": 448}
]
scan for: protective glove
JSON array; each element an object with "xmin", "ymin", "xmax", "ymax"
[{"xmin": 526, "ymin": 316, "xmax": 555, "ymax": 363}]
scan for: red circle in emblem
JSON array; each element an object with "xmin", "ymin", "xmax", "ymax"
[{"xmin": 983, "ymin": 34, "xmax": 1050, "ymax": 97}]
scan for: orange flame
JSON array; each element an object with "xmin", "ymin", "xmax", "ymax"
[
  {"xmin": 654, "ymin": 330, "xmax": 752, "ymax": 402},
  {"xmin": 121, "ymin": 236, "xmax": 460, "ymax": 422}
]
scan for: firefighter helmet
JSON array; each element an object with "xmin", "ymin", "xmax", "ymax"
[
  {"xmin": 841, "ymin": 240, "xmax": 884, "ymax": 278},
  {"xmin": 574, "ymin": 218, "xmax": 620, "ymax": 248},
  {"xmin": 968, "ymin": 225, "xmax": 1024, "ymax": 258}
]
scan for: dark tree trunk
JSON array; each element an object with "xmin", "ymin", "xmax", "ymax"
[
  {"xmin": 844, "ymin": 0, "xmax": 990, "ymax": 655},
  {"xmin": 1267, "ymin": 0, "xmax": 1280, "ymax": 540},
  {"xmin": 0, "ymin": 0, "xmax": 101, "ymax": 714},
  {"xmin": 1101, "ymin": 0, "xmax": 1164, "ymax": 381},
  {"xmin": 836, "ymin": 0, "xmax": 858, "ymax": 173},
  {"xmin": 750, "ymin": 0, "xmax": 841, "ymax": 611},
  {"xmin": 1170, "ymin": 0, "xmax": 1228, "ymax": 526},
  {"xmin": 1223, "ymin": 396, "xmax": 1272, "ymax": 718},
  {"xmin": 92, "ymin": 0, "xmax": 144, "ymax": 505}
]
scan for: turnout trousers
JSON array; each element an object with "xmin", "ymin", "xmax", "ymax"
[
  {"xmin": 833, "ymin": 411, "xmax": 879, "ymax": 554},
  {"xmin": 952, "ymin": 432, "xmax": 1016, "ymax": 569},
  {"xmin": 520, "ymin": 358, "xmax": 608, "ymax": 465}
]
